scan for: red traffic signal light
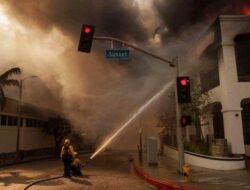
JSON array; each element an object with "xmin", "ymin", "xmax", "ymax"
[
  {"xmin": 181, "ymin": 115, "xmax": 191, "ymax": 127},
  {"xmin": 177, "ymin": 76, "xmax": 191, "ymax": 104},
  {"xmin": 180, "ymin": 78, "xmax": 188, "ymax": 86},
  {"xmin": 78, "ymin": 24, "xmax": 95, "ymax": 53},
  {"xmin": 84, "ymin": 26, "xmax": 91, "ymax": 34}
]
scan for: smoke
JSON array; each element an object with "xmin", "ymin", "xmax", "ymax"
[
  {"xmin": 2, "ymin": 0, "xmax": 149, "ymax": 42},
  {"xmin": 0, "ymin": 0, "xmax": 171, "ymax": 143},
  {"xmin": 1, "ymin": 0, "xmax": 248, "ymax": 144},
  {"xmin": 153, "ymin": 0, "xmax": 246, "ymax": 41}
]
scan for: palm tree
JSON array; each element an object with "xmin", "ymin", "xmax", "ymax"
[{"xmin": 0, "ymin": 67, "xmax": 21, "ymax": 111}]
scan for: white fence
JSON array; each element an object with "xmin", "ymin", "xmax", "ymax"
[{"xmin": 164, "ymin": 145, "xmax": 246, "ymax": 170}]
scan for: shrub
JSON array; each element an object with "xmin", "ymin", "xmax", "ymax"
[{"xmin": 184, "ymin": 140, "xmax": 209, "ymax": 155}]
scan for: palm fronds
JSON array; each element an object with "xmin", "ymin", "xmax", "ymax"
[
  {"xmin": 2, "ymin": 79, "xmax": 20, "ymax": 87},
  {"xmin": 0, "ymin": 67, "xmax": 21, "ymax": 81},
  {"xmin": 0, "ymin": 88, "xmax": 6, "ymax": 111},
  {"xmin": 0, "ymin": 67, "xmax": 21, "ymax": 111}
]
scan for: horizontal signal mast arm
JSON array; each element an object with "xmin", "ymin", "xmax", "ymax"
[{"xmin": 93, "ymin": 36, "xmax": 175, "ymax": 67}]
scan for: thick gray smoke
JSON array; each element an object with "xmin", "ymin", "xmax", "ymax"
[
  {"xmin": 152, "ymin": 0, "xmax": 249, "ymax": 77},
  {"xmin": 153, "ymin": 0, "xmax": 246, "ymax": 41},
  {"xmin": 2, "ymin": 0, "xmax": 149, "ymax": 42},
  {"xmin": 0, "ymin": 0, "xmax": 170, "ymax": 142},
  {"xmin": 1, "ymin": 0, "xmax": 248, "ymax": 143}
]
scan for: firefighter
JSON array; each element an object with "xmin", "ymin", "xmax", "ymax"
[
  {"xmin": 71, "ymin": 152, "xmax": 83, "ymax": 176},
  {"xmin": 60, "ymin": 139, "xmax": 75, "ymax": 178}
]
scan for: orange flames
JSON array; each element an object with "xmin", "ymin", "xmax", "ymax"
[{"xmin": 243, "ymin": 3, "xmax": 250, "ymax": 15}]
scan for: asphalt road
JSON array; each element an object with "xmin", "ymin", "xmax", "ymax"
[{"xmin": 0, "ymin": 151, "xmax": 155, "ymax": 190}]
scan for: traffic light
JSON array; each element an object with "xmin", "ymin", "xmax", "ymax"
[
  {"xmin": 181, "ymin": 115, "xmax": 191, "ymax": 127},
  {"xmin": 78, "ymin": 24, "xmax": 95, "ymax": 53},
  {"xmin": 177, "ymin": 76, "xmax": 191, "ymax": 104}
]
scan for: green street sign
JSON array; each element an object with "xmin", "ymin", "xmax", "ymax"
[{"xmin": 106, "ymin": 49, "xmax": 129, "ymax": 59}]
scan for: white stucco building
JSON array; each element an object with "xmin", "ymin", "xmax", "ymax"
[
  {"xmin": 189, "ymin": 15, "xmax": 250, "ymax": 157},
  {"xmin": 0, "ymin": 98, "xmax": 55, "ymax": 154},
  {"xmin": 112, "ymin": 15, "xmax": 250, "ymax": 159}
]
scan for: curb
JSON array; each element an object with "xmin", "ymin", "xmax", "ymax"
[{"xmin": 133, "ymin": 162, "xmax": 198, "ymax": 190}]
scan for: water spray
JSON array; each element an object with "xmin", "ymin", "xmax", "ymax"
[{"xmin": 89, "ymin": 81, "xmax": 173, "ymax": 160}]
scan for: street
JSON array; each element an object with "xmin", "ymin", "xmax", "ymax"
[{"xmin": 0, "ymin": 152, "xmax": 154, "ymax": 190}]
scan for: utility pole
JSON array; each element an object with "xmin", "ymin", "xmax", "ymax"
[
  {"xmin": 16, "ymin": 76, "xmax": 38, "ymax": 159},
  {"xmin": 16, "ymin": 79, "xmax": 23, "ymax": 158}
]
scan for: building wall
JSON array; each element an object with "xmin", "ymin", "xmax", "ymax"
[
  {"xmin": 20, "ymin": 127, "xmax": 55, "ymax": 150},
  {"xmin": 0, "ymin": 114, "xmax": 55, "ymax": 153},
  {"xmin": 0, "ymin": 126, "xmax": 55, "ymax": 153},
  {"xmin": 197, "ymin": 15, "xmax": 250, "ymax": 155},
  {"xmin": 0, "ymin": 127, "xmax": 18, "ymax": 153}
]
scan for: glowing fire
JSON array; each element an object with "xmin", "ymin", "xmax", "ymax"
[{"xmin": 243, "ymin": 3, "xmax": 250, "ymax": 15}]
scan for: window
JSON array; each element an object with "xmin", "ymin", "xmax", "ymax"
[
  {"xmin": 7, "ymin": 116, "xmax": 18, "ymax": 126},
  {"xmin": 20, "ymin": 118, "xmax": 23, "ymax": 127},
  {"xmin": 235, "ymin": 34, "xmax": 250, "ymax": 82},
  {"xmin": 26, "ymin": 118, "xmax": 40, "ymax": 128},
  {"xmin": 1, "ymin": 115, "xmax": 7, "ymax": 125},
  {"xmin": 26, "ymin": 119, "xmax": 31, "ymax": 127},
  {"xmin": 33, "ymin": 119, "xmax": 37, "ymax": 127},
  {"xmin": 241, "ymin": 99, "xmax": 250, "ymax": 144},
  {"xmin": 37, "ymin": 120, "xmax": 45, "ymax": 128},
  {"xmin": 199, "ymin": 44, "xmax": 220, "ymax": 92},
  {"xmin": 212, "ymin": 103, "xmax": 224, "ymax": 139}
]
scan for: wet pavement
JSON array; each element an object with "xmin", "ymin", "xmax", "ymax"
[
  {"xmin": 135, "ymin": 152, "xmax": 250, "ymax": 190},
  {"xmin": 0, "ymin": 152, "xmax": 154, "ymax": 190},
  {"xmin": 1, "ymin": 150, "xmax": 250, "ymax": 190}
]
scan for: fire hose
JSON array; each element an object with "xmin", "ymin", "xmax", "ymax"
[
  {"xmin": 23, "ymin": 159, "xmax": 91, "ymax": 190},
  {"xmin": 82, "ymin": 158, "xmax": 90, "ymax": 167},
  {"xmin": 23, "ymin": 175, "xmax": 64, "ymax": 190}
]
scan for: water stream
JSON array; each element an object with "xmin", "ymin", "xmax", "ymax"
[{"xmin": 90, "ymin": 81, "xmax": 173, "ymax": 160}]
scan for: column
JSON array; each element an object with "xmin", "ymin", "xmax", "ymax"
[
  {"xmin": 218, "ymin": 44, "xmax": 245, "ymax": 154},
  {"xmin": 222, "ymin": 109, "xmax": 245, "ymax": 154}
]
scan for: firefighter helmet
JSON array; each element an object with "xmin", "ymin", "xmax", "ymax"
[{"xmin": 64, "ymin": 139, "xmax": 70, "ymax": 145}]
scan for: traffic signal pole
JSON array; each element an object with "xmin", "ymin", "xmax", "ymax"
[
  {"xmin": 174, "ymin": 58, "xmax": 185, "ymax": 172},
  {"xmin": 93, "ymin": 37, "xmax": 175, "ymax": 66},
  {"xmin": 92, "ymin": 36, "xmax": 184, "ymax": 172}
]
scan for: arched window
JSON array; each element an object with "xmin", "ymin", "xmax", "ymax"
[
  {"xmin": 199, "ymin": 44, "xmax": 220, "ymax": 92},
  {"xmin": 234, "ymin": 34, "xmax": 250, "ymax": 82},
  {"xmin": 212, "ymin": 103, "xmax": 224, "ymax": 139},
  {"xmin": 241, "ymin": 98, "xmax": 250, "ymax": 144}
]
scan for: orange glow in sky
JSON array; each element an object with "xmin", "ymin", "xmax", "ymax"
[
  {"xmin": 0, "ymin": 6, "xmax": 8, "ymax": 25},
  {"xmin": 243, "ymin": 3, "xmax": 250, "ymax": 15}
]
